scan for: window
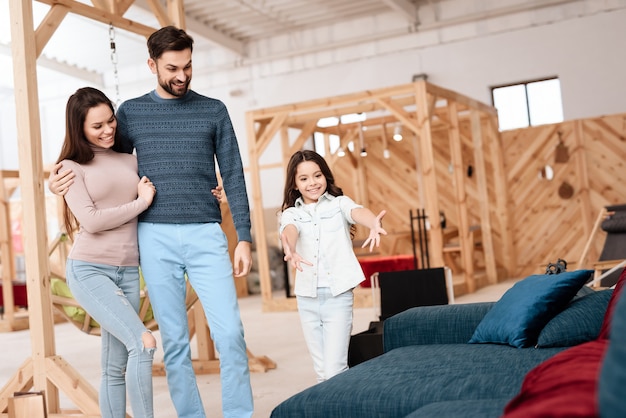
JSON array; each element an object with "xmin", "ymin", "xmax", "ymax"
[{"xmin": 491, "ymin": 78, "xmax": 563, "ymax": 131}]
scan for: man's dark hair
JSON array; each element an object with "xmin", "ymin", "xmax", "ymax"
[{"xmin": 147, "ymin": 26, "xmax": 194, "ymax": 60}]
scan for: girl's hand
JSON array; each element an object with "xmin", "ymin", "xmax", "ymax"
[
  {"xmin": 283, "ymin": 245, "xmax": 313, "ymax": 272},
  {"xmin": 138, "ymin": 176, "xmax": 156, "ymax": 205},
  {"xmin": 361, "ymin": 210, "xmax": 388, "ymax": 252}
]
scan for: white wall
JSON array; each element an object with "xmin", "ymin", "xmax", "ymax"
[
  {"xmin": 2, "ymin": 3, "xmax": 625, "ymax": 212},
  {"xmin": 218, "ymin": 6, "xmax": 626, "ymax": 208}
]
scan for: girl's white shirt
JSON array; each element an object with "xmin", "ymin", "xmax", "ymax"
[{"xmin": 280, "ymin": 192, "xmax": 365, "ymax": 297}]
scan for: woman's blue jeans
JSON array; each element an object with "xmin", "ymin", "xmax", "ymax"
[
  {"xmin": 66, "ymin": 259, "xmax": 155, "ymax": 418},
  {"xmin": 137, "ymin": 222, "xmax": 253, "ymax": 418}
]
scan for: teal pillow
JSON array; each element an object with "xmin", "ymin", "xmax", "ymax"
[
  {"xmin": 468, "ymin": 270, "xmax": 593, "ymax": 348},
  {"xmin": 535, "ymin": 289, "xmax": 612, "ymax": 347}
]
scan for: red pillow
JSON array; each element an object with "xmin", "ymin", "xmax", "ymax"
[
  {"xmin": 502, "ymin": 340, "xmax": 608, "ymax": 417},
  {"xmin": 598, "ymin": 267, "xmax": 626, "ymax": 340}
]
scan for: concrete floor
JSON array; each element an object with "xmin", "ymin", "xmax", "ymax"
[{"xmin": 0, "ymin": 279, "xmax": 517, "ymax": 417}]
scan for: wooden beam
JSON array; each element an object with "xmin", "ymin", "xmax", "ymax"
[
  {"xmin": 7, "ymin": 0, "xmax": 60, "ymax": 412},
  {"xmin": 256, "ymin": 112, "xmax": 289, "ymax": 158},
  {"xmin": 36, "ymin": 0, "xmax": 158, "ymax": 38},
  {"xmin": 167, "ymin": 0, "xmax": 185, "ymax": 29},
  {"xmin": 414, "ymin": 81, "xmax": 444, "ymax": 267},
  {"xmin": 288, "ymin": 120, "xmax": 318, "ymax": 156},
  {"xmin": 575, "ymin": 119, "xmax": 594, "ymax": 265},
  {"xmin": 446, "ymin": 101, "xmax": 475, "ymax": 289},
  {"xmin": 486, "ymin": 114, "xmax": 513, "ymax": 277},
  {"xmin": 375, "ymin": 97, "xmax": 420, "ymax": 134},
  {"xmin": 426, "ymin": 82, "xmax": 497, "ymax": 116},
  {"xmin": 470, "ymin": 109, "xmax": 497, "ymax": 284},
  {"xmin": 0, "ymin": 170, "xmax": 17, "ymax": 329},
  {"xmin": 246, "ymin": 111, "xmax": 273, "ymax": 306},
  {"xmin": 144, "ymin": 0, "xmax": 173, "ymax": 27},
  {"xmin": 34, "ymin": 4, "xmax": 69, "ymax": 57}
]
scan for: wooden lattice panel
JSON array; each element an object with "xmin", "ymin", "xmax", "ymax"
[{"xmin": 501, "ymin": 113, "xmax": 626, "ymax": 278}]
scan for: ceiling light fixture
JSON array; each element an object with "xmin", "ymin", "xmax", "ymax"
[
  {"xmin": 358, "ymin": 122, "xmax": 367, "ymax": 157},
  {"xmin": 393, "ymin": 124, "xmax": 403, "ymax": 142}
]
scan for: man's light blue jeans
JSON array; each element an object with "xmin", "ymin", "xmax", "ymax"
[
  {"xmin": 66, "ymin": 259, "xmax": 155, "ymax": 418},
  {"xmin": 138, "ymin": 222, "xmax": 253, "ymax": 418},
  {"xmin": 297, "ymin": 287, "xmax": 354, "ymax": 383}
]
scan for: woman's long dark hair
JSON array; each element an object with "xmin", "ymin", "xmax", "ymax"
[
  {"xmin": 281, "ymin": 150, "xmax": 343, "ymax": 210},
  {"xmin": 55, "ymin": 87, "xmax": 122, "ymax": 239}
]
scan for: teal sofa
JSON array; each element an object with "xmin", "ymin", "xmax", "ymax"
[{"xmin": 271, "ymin": 276, "xmax": 616, "ymax": 418}]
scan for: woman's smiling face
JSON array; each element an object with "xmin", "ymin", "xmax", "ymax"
[
  {"xmin": 294, "ymin": 160, "xmax": 327, "ymax": 204},
  {"xmin": 83, "ymin": 103, "xmax": 116, "ymax": 149}
]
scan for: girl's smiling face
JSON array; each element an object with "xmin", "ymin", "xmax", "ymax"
[{"xmin": 295, "ymin": 160, "xmax": 327, "ymax": 204}]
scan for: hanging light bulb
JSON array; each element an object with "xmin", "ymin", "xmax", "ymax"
[
  {"xmin": 337, "ymin": 147, "xmax": 346, "ymax": 157},
  {"xmin": 393, "ymin": 124, "xmax": 403, "ymax": 141},
  {"xmin": 358, "ymin": 122, "xmax": 367, "ymax": 157}
]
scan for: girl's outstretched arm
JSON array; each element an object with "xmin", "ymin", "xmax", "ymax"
[
  {"xmin": 352, "ymin": 208, "xmax": 388, "ymax": 252},
  {"xmin": 281, "ymin": 224, "xmax": 313, "ymax": 271}
]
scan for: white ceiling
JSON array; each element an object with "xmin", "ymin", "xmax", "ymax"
[{"xmin": 0, "ymin": 0, "xmax": 583, "ymax": 96}]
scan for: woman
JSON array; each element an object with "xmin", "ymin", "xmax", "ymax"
[
  {"xmin": 57, "ymin": 87, "xmax": 156, "ymax": 418},
  {"xmin": 279, "ymin": 150, "xmax": 387, "ymax": 382}
]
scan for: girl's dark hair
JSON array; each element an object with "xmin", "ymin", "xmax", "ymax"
[
  {"xmin": 147, "ymin": 26, "xmax": 194, "ymax": 60},
  {"xmin": 281, "ymin": 150, "xmax": 343, "ymax": 210},
  {"xmin": 55, "ymin": 87, "xmax": 120, "ymax": 239}
]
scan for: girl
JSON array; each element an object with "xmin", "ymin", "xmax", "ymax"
[
  {"xmin": 280, "ymin": 150, "xmax": 387, "ymax": 382},
  {"xmin": 57, "ymin": 87, "xmax": 156, "ymax": 418}
]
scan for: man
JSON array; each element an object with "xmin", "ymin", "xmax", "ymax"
[{"xmin": 51, "ymin": 26, "xmax": 254, "ymax": 418}]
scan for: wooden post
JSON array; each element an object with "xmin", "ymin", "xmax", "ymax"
[
  {"xmin": 470, "ymin": 110, "xmax": 497, "ymax": 285},
  {"xmin": 414, "ymin": 81, "xmax": 444, "ymax": 267},
  {"xmin": 446, "ymin": 101, "xmax": 475, "ymax": 289}
]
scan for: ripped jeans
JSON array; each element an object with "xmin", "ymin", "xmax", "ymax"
[{"xmin": 66, "ymin": 259, "xmax": 155, "ymax": 418}]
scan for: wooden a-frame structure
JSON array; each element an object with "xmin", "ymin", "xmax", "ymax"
[
  {"xmin": 247, "ymin": 81, "xmax": 512, "ymax": 311},
  {"xmin": 2, "ymin": 1, "xmax": 273, "ymax": 416}
]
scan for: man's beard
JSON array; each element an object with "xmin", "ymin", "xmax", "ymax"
[{"xmin": 159, "ymin": 77, "xmax": 190, "ymax": 97}]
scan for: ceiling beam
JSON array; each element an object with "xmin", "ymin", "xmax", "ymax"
[
  {"xmin": 36, "ymin": 0, "xmax": 158, "ymax": 38},
  {"xmin": 134, "ymin": 0, "xmax": 246, "ymax": 56},
  {"xmin": 0, "ymin": 43, "xmax": 104, "ymax": 85},
  {"xmin": 381, "ymin": 0, "xmax": 418, "ymax": 24}
]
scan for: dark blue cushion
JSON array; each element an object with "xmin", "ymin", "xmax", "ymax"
[
  {"xmin": 468, "ymin": 270, "xmax": 593, "ymax": 348},
  {"xmin": 536, "ymin": 289, "xmax": 612, "ymax": 348}
]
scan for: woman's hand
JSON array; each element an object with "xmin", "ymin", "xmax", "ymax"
[
  {"xmin": 137, "ymin": 176, "xmax": 156, "ymax": 205},
  {"xmin": 212, "ymin": 185, "xmax": 224, "ymax": 203}
]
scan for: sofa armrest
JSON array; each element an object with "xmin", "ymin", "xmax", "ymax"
[{"xmin": 383, "ymin": 302, "xmax": 495, "ymax": 352}]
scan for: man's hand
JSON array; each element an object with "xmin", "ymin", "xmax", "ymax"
[
  {"xmin": 233, "ymin": 241, "xmax": 252, "ymax": 277},
  {"xmin": 48, "ymin": 162, "xmax": 75, "ymax": 196}
]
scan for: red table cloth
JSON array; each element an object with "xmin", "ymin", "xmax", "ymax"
[{"xmin": 358, "ymin": 254, "xmax": 416, "ymax": 287}]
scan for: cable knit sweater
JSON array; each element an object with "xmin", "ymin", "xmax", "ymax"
[
  {"xmin": 115, "ymin": 90, "xmax": 252, "ymax": 242},
  {"xmin": 61, "ymin": 147, "xmax": 150, "ymax": 267}
]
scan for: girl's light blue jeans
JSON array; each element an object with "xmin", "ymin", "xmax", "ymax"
[
  {"xmin": 297, "ymin": 287, "xmax": 354, "ymax": 383},
  {"xmin": 66, "ymin": 259, "xmax": 155, "ymax": 418},
  {"xmin": 137, "ymin": 222, "xmax": 253, "ymax": 418}
]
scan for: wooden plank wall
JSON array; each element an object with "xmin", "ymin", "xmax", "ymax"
[
  {"xmin": 332, "ymin": 115, "xmax": 506, "ymax": 283},
  {"xmin": 501, "ymin": 113, "xmax": 626, "ymax": 278}
]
